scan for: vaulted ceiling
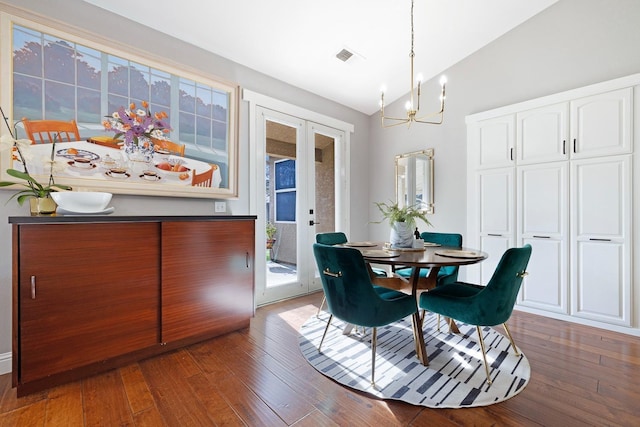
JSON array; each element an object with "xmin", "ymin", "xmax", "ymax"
[{"xmin": 83, "ymin": 0, "xmax": 559, "ymax": 115}]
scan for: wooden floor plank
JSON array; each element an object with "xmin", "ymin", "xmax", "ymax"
[
  {"xmin": 82, "ymin": 370, "xmax": 135, "ymax": 427},
  {"xmin": 44, "ymin": 382, "xmax": 84, "ymax": 427},
  {"xmin": 1, "ymin": 293, "xmax": 640, "ymax": 426},
  {"xmin": 119, "ymin": 364, "xmax": 156, "ymax": 415}
]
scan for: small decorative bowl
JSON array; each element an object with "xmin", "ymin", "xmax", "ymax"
[{"xmin": 51, "ymin": 192, "xmax": 112, "ymax": 213}]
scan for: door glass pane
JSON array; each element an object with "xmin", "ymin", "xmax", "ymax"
[
  {"xmin": 265, "ymin": 120, "xmax": 298, "ymax": 288},
  {"xmin": 314, "ymin": 133, "xmax": 336, "ymax": 234}
]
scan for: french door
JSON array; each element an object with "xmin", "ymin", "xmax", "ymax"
[{"xmin": 253, "ymin": 106, "xmax": 347, "ymax": 305}]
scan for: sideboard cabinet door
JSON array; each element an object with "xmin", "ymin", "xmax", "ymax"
[
  {"xmin": 18, "ymin": 223, "xmax": 160, "ymax": 384},
  {"xmin": 161, "ymin": 220, "xmax": 255, "ymax": 343}
]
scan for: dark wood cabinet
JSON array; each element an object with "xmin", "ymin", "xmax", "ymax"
[
  {"xmin": 161, "ymin": 221, "xmax": 254, "ymax": 343},
  {"xmin": 11, "ymin": 216, "xmax": 255, "ymax": 396}
]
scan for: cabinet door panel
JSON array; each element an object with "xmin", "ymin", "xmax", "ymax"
[
  {"xmin": 570, "ymin": 87, "xmax": 632, "ymax": 158},
  {"xmin": 161, "ymin": 221, "xmax": 255, "ymax": 343},
  {"xmin": 19, "ymin": 223, "xmax": 160, "ymax": 383},
  {"xmin": 572, "ymin": 157, "xmax": 629, "ymax": 238},
  {"xmin": 477, "ymin": 115, "xmax": 515, "ymax": 168},
  {"xmin": 479, "ymin": 236, "xmax": 511, "ymax": 286},
  {"xmin": 519, "ymin": 162, "xmax": 567, "ymax": 237},
  {"xmin": 479, "ymin": 168, "xmax": 514, "ymax": 235},
  {"xmin": 519, "ymin": 238, "xmax": 567, "ymax": 313},
  {"xmin": 517, "ymin": 103, "xmax": 569, "ymax": 164},
  {"xmin": 573, "ymin": 241, "xmax": 629, "ymax": 325}
]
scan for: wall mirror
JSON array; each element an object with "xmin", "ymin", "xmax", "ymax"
[{"xmin": 395, "ymin": 148, "xmax": 434, "ymax": 214}]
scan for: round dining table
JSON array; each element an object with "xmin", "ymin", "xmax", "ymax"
[{"xmin": 345, "ymin": 241, "xmax": 488, "ymax": 365}]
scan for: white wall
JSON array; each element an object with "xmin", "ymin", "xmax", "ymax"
[
  {"xmin": 0, "ymin": 0, "xmax": 371, "ymax": 370},
  {"xmin": 367, "ymin": 0, "xmax": 640, "ymax": 243}
]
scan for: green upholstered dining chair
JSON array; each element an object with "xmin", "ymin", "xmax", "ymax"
[
  {"xmin": 394, "ymin": 232, "xmax": 463, "ymax": 288},
  {"xmin": 313, "ymin": 243, "xmax": 424, "ymax": 385},
  {"xmin": 419, "ymin": 244, "xmax": 532, "ymax": 385},
  {"xmin": 315, "ymin": 232, "xmax": 387, "ymax": 316}
]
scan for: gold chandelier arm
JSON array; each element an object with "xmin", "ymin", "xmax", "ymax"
[{"xmin": 381, "ymin": 117, "xmax": 412, "ymax": 128}]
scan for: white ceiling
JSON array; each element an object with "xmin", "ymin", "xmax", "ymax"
[{"xmin": 83, "ymin": 0, "xmax": 558, "ymax": 115}]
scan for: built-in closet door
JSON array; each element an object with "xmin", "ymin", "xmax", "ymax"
[
  {"xmin": 571, "ymin": 155, "xmax": 631, "ymax": 326},
  {"xmin": 517, "ymin": 162, "xmax": 568, "ymax": 313},
  {"xmin": 478, "ymin": 167, "xmax": 515, "ymax": 285},
  {"xmin": 517, "ymin": 103, "xmax": 569, "ymax": 165},
  {"xmin": 475, "ymin": 115, "xmax": 515, "ymax": 169},
  {"xmin": 570, "ymin": 88, "xmax": 632, "ymax": 159}
]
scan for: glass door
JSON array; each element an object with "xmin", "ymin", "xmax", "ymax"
[{"xmin": 255, "ymin": 107, "xmax": 344, "ymax": 305}]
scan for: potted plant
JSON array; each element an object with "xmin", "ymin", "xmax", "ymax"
[
  {"xmin": 374, "ymin": 201, "xmax": 432, "ymax": 248},
  {"xmin": 0, "ymin": 109, "xmax": 72, "ymax": 214},
  {"xmin": 266, "ymin": 221, "xmax": 277, "ymax": 249}
]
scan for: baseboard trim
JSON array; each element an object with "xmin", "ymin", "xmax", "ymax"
[{"xmin": 0, "ymin": 352, "xmax": 11, "ymax": 375}]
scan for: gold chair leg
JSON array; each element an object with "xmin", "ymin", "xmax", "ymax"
[
  {"xmin": 502, "ymin": 322, "xmax": 520, "ymax": 356},
  {"xmin": 476, "ymin": 325, "xmax": 492, "ymax": 385},
  {"xmin": 437, "ymin": 314, "xmax": 441, "ymax": 331},
  {"xmin": 316, "ymin": 294, "xmax": 326, "ymax": 317},
  {"xmin": 318, "ymin": 314, "xmax": 333, "ymax": 352},
  {"xmin": 371, "ymin": 327, "xmax": 377, "ymax": 385}
]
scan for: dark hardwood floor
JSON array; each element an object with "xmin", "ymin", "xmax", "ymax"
[{"xmin": 1, "ymin": 292, "xmax": 639, "ymax": 426}]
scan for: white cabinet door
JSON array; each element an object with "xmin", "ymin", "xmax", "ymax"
[
  {"xmin": 476, "ymin": 115, "xmax": 515, "ymax": 169},
  {"xmin": 571, "ymin": 155, "xmax": 631, "ymax": 325},
  {"xmin": 478, "ymin": 167, "xmax": 515, "ymax": 285},
  {"xmin": 570, "ymin": 88, "xmax": 632, "ymax": 159},
  {"xmin": 517, "ymin": 162, "xmax": 568, "ymax": 313},
  {"xmin": 517, "ymin": 103, "xmax": 569, "ymax": 164}
]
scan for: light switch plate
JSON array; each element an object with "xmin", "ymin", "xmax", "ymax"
[{"xmin": 214, "ymin": 201, "xmax": 226, "ymax": 213}]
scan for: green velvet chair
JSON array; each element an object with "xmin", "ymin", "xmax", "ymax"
[
  {"xmin": 419, "ymin": 244, "xmax": 532, "ymax": 384},
  {"xmin": 394, "ymin": 232, "xmax": 463, "ymax": 287},
  {"xmin": 315, "ymin": 232, "xmax": 387, "ymax": 315},
  {"xmin": 313, "ymin": 243, "xmax": 425, "ymax": 384}
]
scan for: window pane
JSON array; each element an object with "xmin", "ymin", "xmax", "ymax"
[
  {"xmin": 77, "ymin": 87, "xmax": 100, "ymax": 123},
  {"xmin": 179, "ymin": 112, "xmax": 195, "ymax": 143},
  {"xmin": 108, "ymin": 94, "xmax": 128, "ymax": 115},
  {"xmin": 14, "ymin": 74, "xmax": 42, "ymax": 121},
  {"xmin": 108, "ymin": 56, "xmax": 129, "ymax": 97},
  {"xmin": 76, "ymin": 46, "xmax": 101, "ymax": 90},
  {"xmin": 196, "ymin": 84, "xmax": 212, "ymax": 117},
  {"xmin": 179, "ymin": 80, "xmax": 196, "ymax": 113},
  {"xmin": 275, "ymin": 159, "xmax": 296, "ymax": 190},
  {"xmin": 151, "ymin": 75, "xmax": 170, "ymax": 108},
  {"xmin": 44, "ymin": 37, "xmax": 75, "ymax": 84},
  {"xmin": 212, "ymin": 91, "xmax": 228, "ymax": 120},
  {"xmin": 212, "ymin": 120, "xmax": 227, "ymax": 151},
  {"xmin": 276, "ymin": 191, "xmax": 296, "ymax": 222},
  {"xmin": 44, "ymin": 81, "xmax": 74, "ymax": 120},
  {"xmin": 196, "ymin": 116, "xmax": 211, "ymax": 146},
  {"xmin": 13, "ymin": 25, "xmax": 42, "ymax": 77},
  {"xmin": 130, "ymin": 64, "xmax": 149, "ymax": 102}
]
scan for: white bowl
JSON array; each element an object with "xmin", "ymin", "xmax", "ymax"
[{"xmin": 51, "ymin": 192, "xmax": 112, "ymax": 213}]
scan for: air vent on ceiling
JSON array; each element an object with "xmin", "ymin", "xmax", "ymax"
[{"xmin": 336, "ymin": 48, "xmax": 354, "ymax": 62}]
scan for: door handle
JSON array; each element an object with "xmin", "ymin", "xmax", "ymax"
[{"xmin": 309, "ymin": 220, "xmax": 319, "ymax": 226}]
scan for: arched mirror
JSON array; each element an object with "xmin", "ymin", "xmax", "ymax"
[{"xmin": 395, "ymin": 148, "xmax": 434, "ymax": 214}]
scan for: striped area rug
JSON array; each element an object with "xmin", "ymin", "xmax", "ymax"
[{"xmin": 299, "ymin": 311, "xmax": 530, "ymax": 408}]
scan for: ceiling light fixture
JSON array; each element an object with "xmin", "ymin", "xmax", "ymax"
[{"xmin": 379, "ymin": 0, "xmax": 447, "ymax": 128}]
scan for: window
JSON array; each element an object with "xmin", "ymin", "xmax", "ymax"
[{"xmin": 274, "ymin": 159, "xmax": 296, "ymax": 222}]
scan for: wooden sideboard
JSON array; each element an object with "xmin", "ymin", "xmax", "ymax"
[{"xmin": 10, "ymin": 215, "xmax": 256, "ymax": 396}]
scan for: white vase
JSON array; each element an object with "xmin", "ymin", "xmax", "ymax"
[{"xmin": 390, "ymin": 221, "xmax": 414, "ymax": 248}]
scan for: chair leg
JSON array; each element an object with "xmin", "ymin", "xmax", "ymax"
[
  {"xmin": 318, "ymin": 314, "xmax": 333, "ymax": 352},
  {"xmin": 371, "ymin": 327, "xmax": 377, "ymax": 385},
  {"xmin": 316, "ymin": 294, "xmax": 326, "ymax": 317},
  {"xmin": 502, "ymin": 322, "xmax": 520, "ymax": 356},
  {"xmin": 475, "ymin": 325, "xmax": 492, "ymax": 385}
]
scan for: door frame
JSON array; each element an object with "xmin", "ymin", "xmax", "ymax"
[{"xmin": 244, "ymin": 90, "xmax": 354, "ymax": 307}]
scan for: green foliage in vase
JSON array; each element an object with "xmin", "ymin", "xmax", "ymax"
[{"xmin": 374, "ymin": 201, "xmax": 432, "ymax": 228}]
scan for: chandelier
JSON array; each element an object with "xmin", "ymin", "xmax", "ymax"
[{"xmin": 379, "ymin": 0, "xmax": 447, "ymax": 128}]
